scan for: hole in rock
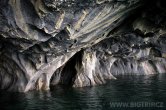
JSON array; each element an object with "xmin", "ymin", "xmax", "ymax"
[{"xmin": 50, "ymin": 50, "xmax": 83, "ymax": 89}]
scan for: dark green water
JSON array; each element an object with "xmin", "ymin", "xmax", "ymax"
[{"xmin": 1, "ymin": 74, "xmax": 166, "ymax": 110}]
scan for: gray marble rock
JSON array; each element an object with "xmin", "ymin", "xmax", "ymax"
[{"xmin": 0, "ymin": 0, "xmax": 166, "ymax": 92}]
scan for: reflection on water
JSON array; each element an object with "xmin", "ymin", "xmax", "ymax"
[{"xmin": 0, "ymin": 74, "xmax": 166, "ymax": 110}]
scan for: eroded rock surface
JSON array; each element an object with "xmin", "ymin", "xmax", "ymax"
[{"xmin": 0, "ymin": 0, "xmax": 166, "ymax": 92}]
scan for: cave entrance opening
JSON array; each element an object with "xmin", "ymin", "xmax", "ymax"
[{"xmin": 50, "ymin": 50, "xmax": 83, "ymax": 89}]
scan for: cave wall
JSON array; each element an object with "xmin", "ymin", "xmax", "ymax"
[{"xmin": 0, "ymin": 0, "xmax": 166, "ymax": 92}]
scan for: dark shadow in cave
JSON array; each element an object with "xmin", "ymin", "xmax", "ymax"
[
  {"xmin": 59, "ymin": 50, "xmax": 83, "ymax": 86},
  {"xmin": 50, "ymin": 50, "xmax": 83, "ymax": 90}
]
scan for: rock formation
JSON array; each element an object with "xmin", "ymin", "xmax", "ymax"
[{"xmin": 0, "ymin": 0, "xmax": 166, "ymax": 92}]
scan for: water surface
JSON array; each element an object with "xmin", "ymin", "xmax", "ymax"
[{"xmin": 1, "ymin": 74, "xmax": 166, "ymax": 110}]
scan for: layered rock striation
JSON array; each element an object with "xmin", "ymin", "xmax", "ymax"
[{"xmin": 0, "ymin": 0, "xmax": 166, "ymax": 92}]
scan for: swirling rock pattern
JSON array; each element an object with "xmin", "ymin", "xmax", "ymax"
[{"xmin": 0, "ymin": 0, "xmax": 166, "ymax": 92}]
